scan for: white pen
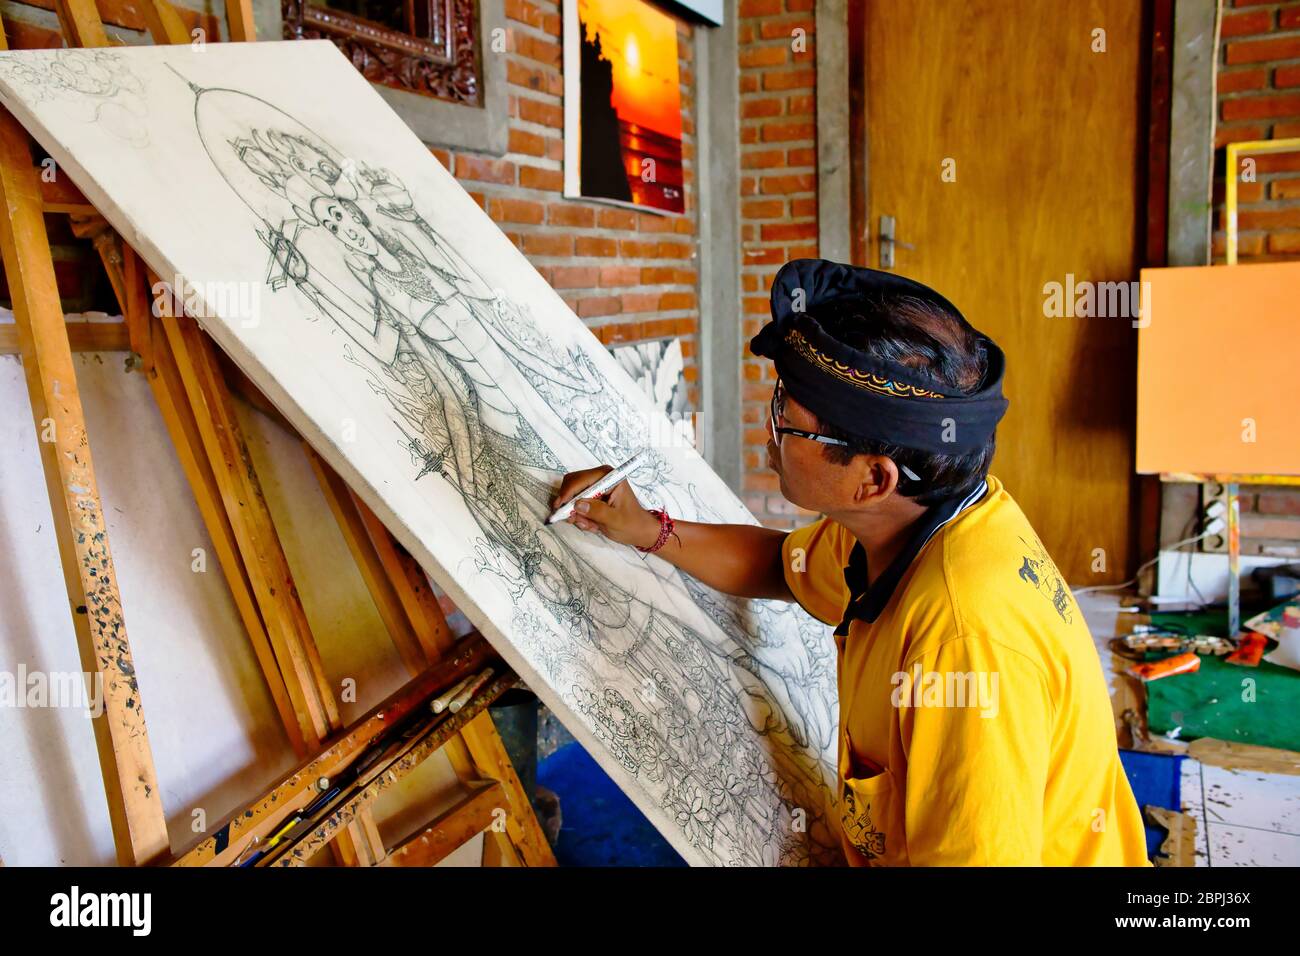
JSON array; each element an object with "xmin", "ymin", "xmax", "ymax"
[{"xmin": 546, "ymin": 450, "xmax": 648, "ymax": 525}]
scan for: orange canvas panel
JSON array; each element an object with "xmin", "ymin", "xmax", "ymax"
[{"xmin": 1137, "ymin": 261, "xmax": 1300, "ymax": 476}]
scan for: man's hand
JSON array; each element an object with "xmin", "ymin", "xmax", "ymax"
[{"xmin": 552, "ymin": 465, "xmax": 659, "ymax": 549}]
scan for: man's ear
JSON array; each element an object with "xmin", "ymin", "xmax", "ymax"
[{"xmin": 853, "ymin": 455, "xmax": 901, "ymax": 504}]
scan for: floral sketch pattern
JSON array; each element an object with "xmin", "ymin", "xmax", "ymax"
[{"xmin": 0, "ymin": 44, "xmax": 842, "ymax": 865}]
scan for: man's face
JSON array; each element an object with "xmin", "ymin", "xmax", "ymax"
[{"xmin": 766, "ymin": 385, "xmax": 866, "ymax": 513}]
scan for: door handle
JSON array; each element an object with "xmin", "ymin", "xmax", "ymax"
[{"xmin": 878, "ymin": 215, "xmax": 915, "ymax": 270}]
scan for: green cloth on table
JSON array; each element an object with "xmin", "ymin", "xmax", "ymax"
[{"xmin": 1146, "ymin": 651, "xmax": 1300, "ymax": 752}]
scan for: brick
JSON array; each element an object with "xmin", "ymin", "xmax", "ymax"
[
  {"xmin": 740, "ymin": 46, "xmax": 789, "ymax": 69},
  {"xmin": 787, "ymin": 93, "xmax": 815, "ymax": 115},
  {"xmin": 1282, "ymin": 7, "xmax": 1300, "ymax": 29},
  {"xmin": 1221, "ymin": 93, "xmax": 1300, "ymax": 121},
  {"xmin": 575, "ymin": 236, "xmax": 618, "ymax": 257},
  {"xmin": 743, "ymin": 246, "xmax": 787, "ymax": 264},
  {"xmin": 488, "ymin": 197, "xmax": 545, "ymax": 224},
  {"xmin": 1217, "ymin": 68, "xmax": 1267, "ymax": 93},
  {"xmin": 598, "ymin": 321, "xmax": 643, "ymax": 343},
  {"xmin": 786, "ymin": 146, "xmax": 816, "ymax": 166},
  {"xmin": 508, "ymin": 127, "xmax": 548, "ymax": 156},
  {"xmin": 598, "ymin": 208, "xmax": 637, "ymax": 229},
  {"xmin": 1210, "ymin": 230, "xmax": 1265, "ymax": 257},
  {"xmin": 760, "ymin": 172, "xmax": 816, "ymax": 194},
  {"xmin": 655, "ymin": 240, "xmax": 693, "ymax": 258},
  {"xmin": 1225, "ymin": 36, "xmax": 1300, "ymax": 65},
  {"xmin": 1258, "ymin": 492, "xmax": 1300, "ymax": 516},
  {"xmin": 621, "ymin": 292, "xmax": 661, "ymax": 313},
  {"xmin": 637, "ymin": 212, "xmax": 679, "ymax": 233},
  {"xmin": 739, "ymin": 0, "xmax": 781, "ymax": 16},
  {"xmin": 599, "ymin": 265, "xmax": 641, "ymax": 286},
  {"xmin": 762, "ymin": 120, "xmax": 815, "ymax": 143},
  {"xmin": 1267, "ymin": 231, "xmax": 1300, "ymax": 253},
  {"xmin": 659, "ymin": 292, "xmax": 697, "ymax": 311},
  {"xmin": 759, "ymin": 16, "xmax": 813, "ymax": 40},
  {"xmin": 575, "ymin": 295, "xmax": 622, "ymax": 318},
  {"xmin": 547, "ymin": 204, "xmax": 595, "ymax": 227},
  {"xmin": 1242, "ymin": 514, "xmax": 1300, "ymax": 540},
  {"xmin": 620, "ymin": 238, "xmax": 661, "ymax": 258},
  {"xmin": 1221, "ymin": 9, "xmax": 1272, "ymax": 37},
  {"xmin": 506, "ymin": 60, "xmax": 563, "ymax": 97},
  {"xmin": 518, "ymin": 165, "xmax": 563, "ymax": 191},
  {"xmin": 762, "ymin": 68, "xmax": 816, "ymax": 91},
  {"xmin": 1215, "ymin": 123, "xmax": 1267, "ymax": 148},
  {"xmin": 456, "ymin": 155, "xmax": 515, "ymax": 184},
  {"xmin": 549, "ymin": 266, "xmax": 598, "ymax": 289},
  {"xmin": 1276, "ymin": 65, "xmax": 1300, "ymax": 88},
  {"xmin": 1272, "ymin": 177, "xmax": 1300, "ymax": 198},
  {"xmin": 513, "ymin": 32, "xmax": 562, "ymax": 69},
  {"xmin": 521, "ymin": 233, "xmax": 572, "ymax": 257},
  {"xmin": 1212, "ymin": 177, "xmax": 1264, "ymax": 203},
  {"xmin": 761, "ymin": 221, "xmax": 818, "ymax": 241},
  {"xmin": 742, "ymin": 149, "xmax": 786, "ymax": 169},
  {"xmin": 429, "ymin": 147, "xmax": 452, "ymax": 169},
  {"xmin": 517, "ymin": 96, "xmax": 564, "ymax": 127},
  {"xmin": 791, "ymin": 197, "xmax": 818, "ymax": 217},
  {"xmin": 743, "ymin": 198, "xmax": 785, "ymax": 218},
  {"xmin": 1255, "ymin": 152, "xmax": 1300, "ymax": 172},
  {"xmin": 742, "ymin": 97, "xmax": 784, "ymax": 118},
  {"xmin": 1238, "ymin": 206, "xmax": 1300, "ymax": 230}
]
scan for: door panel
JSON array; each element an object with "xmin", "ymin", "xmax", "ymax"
[{"xmin": 860, "ymin": 0, "xmax": 1144, "ymax": 583}]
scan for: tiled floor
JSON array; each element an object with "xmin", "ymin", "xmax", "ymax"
[{"xmin": 1180, "ymin": 758, "xmax": 1300, "ymax": 866}]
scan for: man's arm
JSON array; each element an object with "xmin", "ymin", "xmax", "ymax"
[
  {"xmin": 635, "ymin": 519, "xmax": 796, "ymax": 602},
  {"xmin": 551, "ymin": 465, "xmax": 795, "ymax": 601}
]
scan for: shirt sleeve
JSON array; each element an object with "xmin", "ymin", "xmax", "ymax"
[
  {"xmin": 781, "ymin": 516, "xmax": 851, "ymax": 626},
  {"xmin": 897, "ymin": 634, "xmax": 1054, "ymax": 865}
]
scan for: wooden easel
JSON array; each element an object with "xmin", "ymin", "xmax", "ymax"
[{"xmin": 0, "ymin": 0, "xmax": 554, "ymax": 868}]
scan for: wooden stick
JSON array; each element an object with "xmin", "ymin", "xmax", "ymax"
[
  {"xmin": 269, "ymin": 673, "xmax": 519, "ymax": 866},
  {"xmin": 0, "ymin": 106, "xmax": 169, "ymax": 865},
  {"xmin": 173, "ymin": 634, "xmax": 497, "ymax": 866},
  {"xmin": 381, "ymin": 781, "xmax": 504, "ymax": 867}
]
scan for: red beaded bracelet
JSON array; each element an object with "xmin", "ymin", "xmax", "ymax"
[{"xmin": 637, "ymin": 508, "xmax": 681, "ymax": 554}]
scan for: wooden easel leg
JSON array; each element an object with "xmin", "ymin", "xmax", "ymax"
[
  {"xmin": 0, "ymin": 107, "xmax": 169, "ymax": 866},
  {"xmin": 307, "ymin": 455, "xmax": 557, "ymax": 866}
]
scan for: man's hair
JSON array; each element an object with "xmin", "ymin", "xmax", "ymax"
[{"xmin": 808, "ymin": 294, "xmax": 996, "ymax": 506}]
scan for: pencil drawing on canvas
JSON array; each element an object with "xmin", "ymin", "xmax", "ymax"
[{"xmin": 0, "ymin": 44, "xmax": 842, "ymax": 865}]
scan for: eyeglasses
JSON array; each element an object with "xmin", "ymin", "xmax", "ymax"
[
  {"xmin": 769, "ymin": 377, "xmax": 923, "ymax": 483},
  {"xmin": 769, "ymin": 377, "xmax": 851, "ymax": 448}
]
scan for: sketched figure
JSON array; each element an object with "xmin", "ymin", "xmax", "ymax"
[
  {"xmin": 159, "ymin": 70, "xmax": 838, "ymax": 864},
  {"xmin": 0, "ymin": 49, "xmax": 148, "ymax": 146}
]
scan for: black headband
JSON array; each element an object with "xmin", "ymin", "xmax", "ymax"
[{"xmin": 749, "ymin": 259, "xmax": 1009, "ymax": 455}]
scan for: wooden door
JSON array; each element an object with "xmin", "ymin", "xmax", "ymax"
[{"xmin": 854, "ymin": 0, "xmax": 1146, "ymax": 583}]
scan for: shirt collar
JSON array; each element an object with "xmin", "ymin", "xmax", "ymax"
[{"xmin": 834, "ymin": 479, "xmax": 989, "ymax": 636}]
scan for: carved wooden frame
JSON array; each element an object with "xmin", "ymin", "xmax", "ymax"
[{"xmin": 282, "ymin": 0, "xmax": 482, "ymax": 107}]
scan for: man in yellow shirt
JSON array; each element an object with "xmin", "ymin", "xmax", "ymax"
[{"xmin": 553, "ymin": 258, "xmax": 1149, "ymax": 866}]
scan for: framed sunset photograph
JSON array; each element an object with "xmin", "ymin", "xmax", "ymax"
[{"xmin": 563, "ymin": 0, "xmax": 686, "ymax": 215}]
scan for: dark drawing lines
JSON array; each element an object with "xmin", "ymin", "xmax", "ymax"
[{"xmin": 0, "ymin": 46, "xmax": 842, "ymax": 865}]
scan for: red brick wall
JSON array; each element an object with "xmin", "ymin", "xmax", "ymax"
[
  {"xmin": 737, "ymin": 0, "xmax": 821, "ymax": 529},
  {"xmin": 440, "ymin": 0, "xmax": 701, "ymax": 402},
  {"xmin": 1212, "ymin": 0, "xmax": 1300, "ymax": 555},
  {"xmin": 1213, "ymin": 0, "xmax": 1300, "ymax": 262}
]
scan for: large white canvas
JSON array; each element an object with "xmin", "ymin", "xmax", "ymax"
[{"xmin": 0, "ymin": 40, "xmax": 838, "ymax": 865}]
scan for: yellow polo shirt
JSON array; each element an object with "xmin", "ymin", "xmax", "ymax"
[{"xmin": 782, "ymin": 475, "xmax": 1149, "ymax": 866}]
